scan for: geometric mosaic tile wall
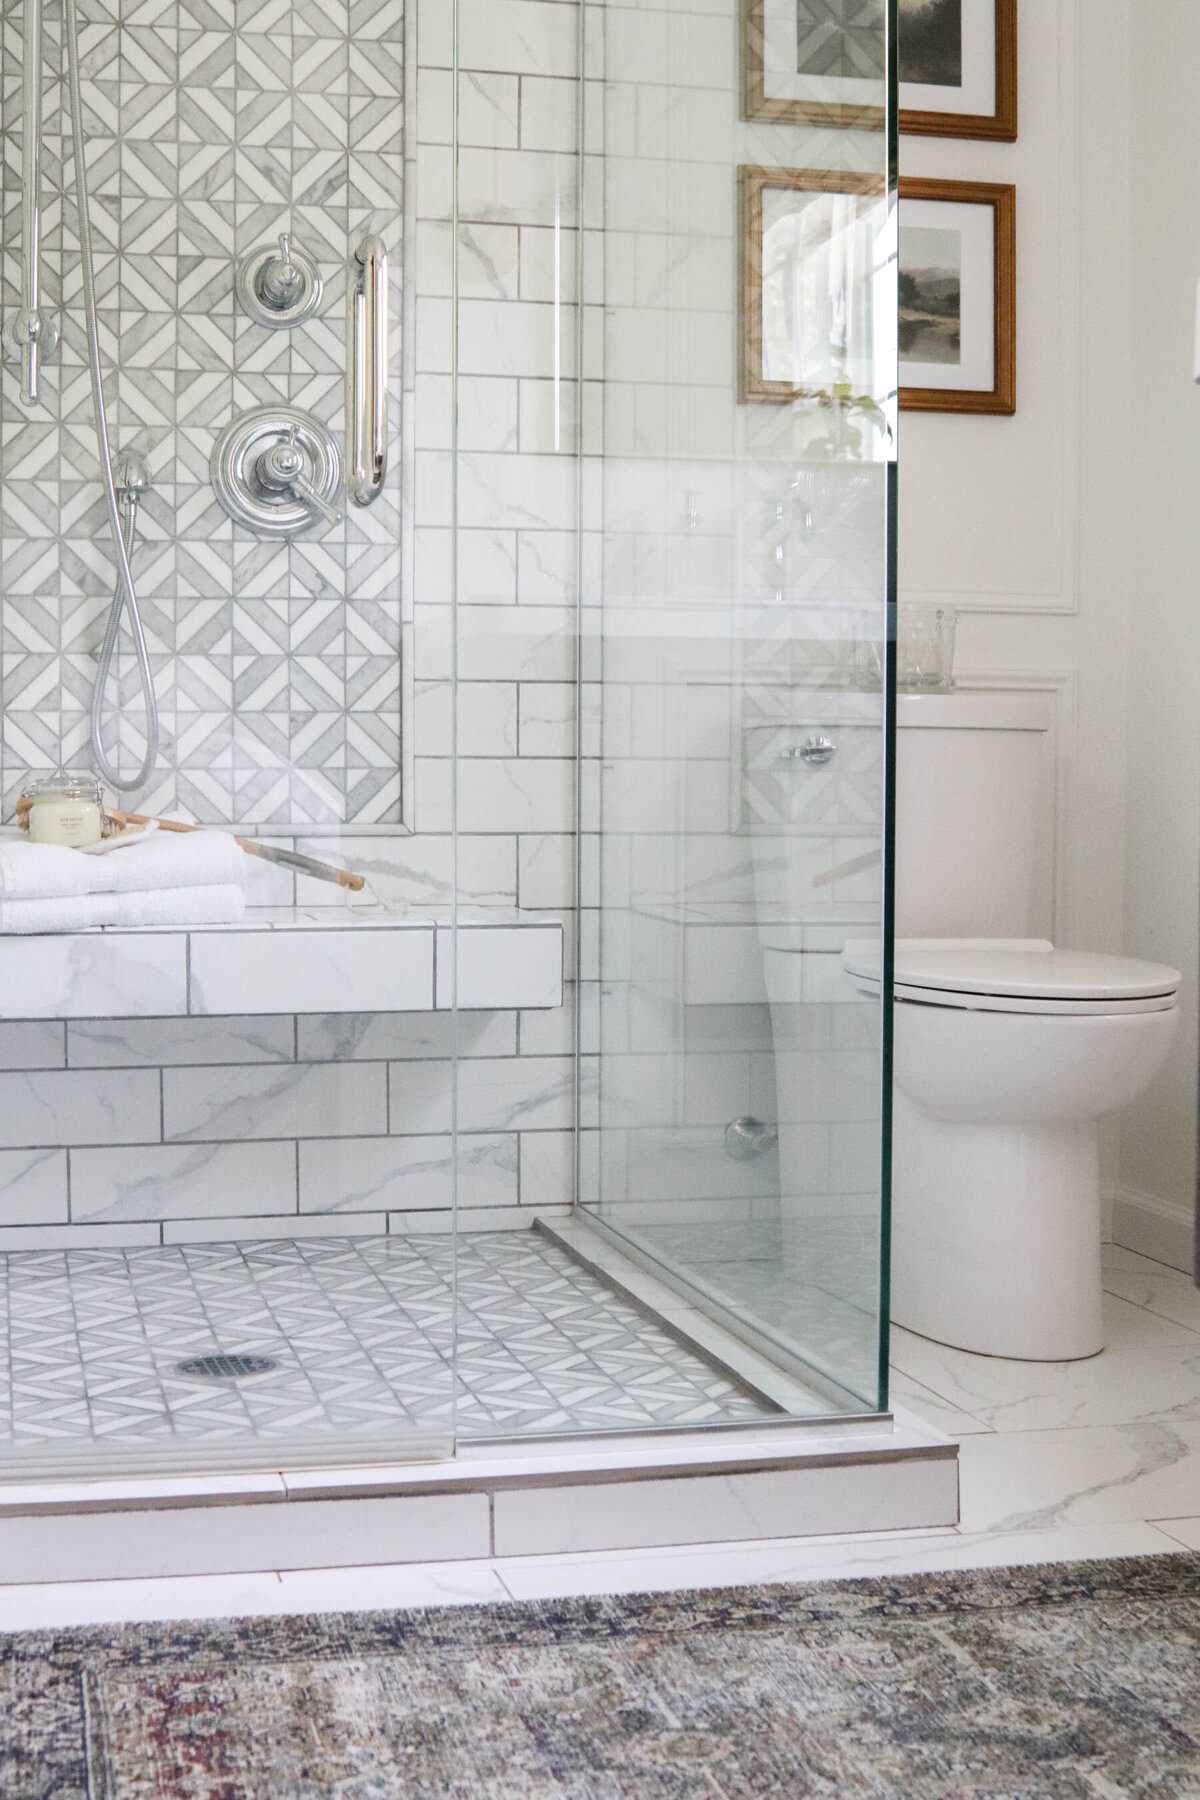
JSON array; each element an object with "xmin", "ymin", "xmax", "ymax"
[{"xmin": 0, "ymin": 0, "xmax": 404, "ymax": 826}]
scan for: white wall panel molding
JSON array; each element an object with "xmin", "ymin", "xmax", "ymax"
[{"xmin": 898, "ymin": 0, "xmax": 1081, "ymax": 618}]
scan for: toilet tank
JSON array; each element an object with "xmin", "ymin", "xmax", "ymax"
[{"xmin": 895, "ymin": 691, "xmax": 1054, "ymax": 937}]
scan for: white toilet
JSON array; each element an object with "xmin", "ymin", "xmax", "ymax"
[{"xmin": 846, "ymin": 690, "xmax": 1180, "ymax": 1362}]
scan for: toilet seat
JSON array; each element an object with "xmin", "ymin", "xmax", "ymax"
[{"xmin": 843, "ymin": 938, "xmax": 1182, "ymax": 1016}]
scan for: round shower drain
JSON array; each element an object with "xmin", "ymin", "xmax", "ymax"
[{"xmin": 174, "ymin": 1354, "xmax": 279, "ymax": 1380}]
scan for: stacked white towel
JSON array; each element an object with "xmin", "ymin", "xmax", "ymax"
[{"xmin": 0, "ymin": 831, "xmax": 246, "ymax": 934}]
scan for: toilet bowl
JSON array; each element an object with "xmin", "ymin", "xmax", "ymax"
[{"xmin": 845, "ymin": 938, "xmax": 1180, "ymax": 1360}]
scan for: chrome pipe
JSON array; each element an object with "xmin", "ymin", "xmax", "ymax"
[
  {"xmin": 14, "ymin": 0, "xmax": 55, "ymax": 405},
  {"xmin": 349, "ymin": 235, "xmax": 387, "ymax": 505}
]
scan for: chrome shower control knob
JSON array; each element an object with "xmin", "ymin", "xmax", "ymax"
[
  {"xmin": 211, "ymin": 407, "xmax": 341, "ymax": 538},
  {"xmin": 235, "ymin": 234, "xmax": 322, "ymax": 329},
  {"xmin": 780, "ymin": 734, "xmax": 837, "ymax": 766},
  {"xmin": 256, "ymin": 437, "xmax": 307, "ymax": 495}
]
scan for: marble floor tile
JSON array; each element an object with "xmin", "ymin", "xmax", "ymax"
[
  {"xmin": 890, "ymin": 1297, "xmax": 1200, "ymax": 1434},
  {"xmin": 493, "ymin": 1520, "xmax": 1184, "ymax": 1601},
  {"xmin": 889, "ymin": 1374, "xmax": 992, "ymax": 1437},
  {"xmin": 955, "ymin": 1422, "xmax": 1200, "ymax": 1533},
  {"xmin": 1150, "ymin": 1516, "xmax": 1200, "ymax": 1551},
  {"xmin": 1103, "ymin": 1247, "xmax": 1200, "ymax": 1334},
  {"xmin": 0, "ymin": 1559, "xmax": 509, "ymax": 1633}
]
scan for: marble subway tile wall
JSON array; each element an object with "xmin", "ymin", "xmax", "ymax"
[
  {"xmin": 0, "ymin": 0, "xmax": 585, "ymax": 1246},
  {"xmin": 0, "ymin": 1008, "xmax": 575, "ymax": 1248}
]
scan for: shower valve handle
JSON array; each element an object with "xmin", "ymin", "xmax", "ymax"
[
  {"xmin": 257, "ymin": 234, "xmax": 304, "ymax": 310},
  {"xmin": 256, "ymin": 432, "xmax": 339, "ymax": 527}
]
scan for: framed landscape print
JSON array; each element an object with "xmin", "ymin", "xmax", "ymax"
[
  {"xmin": 738, "ymin": 166, "xmax": 888, "ymax": 404},
  {"xmin": 740, "ymin": 0, "xmax": 1017, "ymax": 142},
  {"xmin": 898, "ymin": 177, "xmax": 1015, "ymax": 414}
]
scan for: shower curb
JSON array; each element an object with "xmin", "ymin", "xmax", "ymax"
[{"xmin": 0, "ymin": 1423, "xmax": 958, "ymax": 1584}]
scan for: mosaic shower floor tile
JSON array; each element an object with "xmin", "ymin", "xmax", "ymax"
[{"xmin": 0, "ymin": 1229, "xmax": 775, "ymax": 1463}]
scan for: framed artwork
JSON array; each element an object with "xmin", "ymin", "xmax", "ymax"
[
  {"xmin": 898, "ymin": 177, "xmax": 1015, "ymax": 414},
  {"xmin": 740, "ymin": 0, "xmax": 1017, "ymax": 142},
  {"xmin": 899, "ymin": 0, "xmax": 1017, "ymax": 140},
  {"xmin": 738, "ymin": 165, "xmax": 888, "ymax": 404}
]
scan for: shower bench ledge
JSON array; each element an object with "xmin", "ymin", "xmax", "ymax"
[{"xmin": 0, "ymin": 908, "xmax": 564, "ymax": 1019}]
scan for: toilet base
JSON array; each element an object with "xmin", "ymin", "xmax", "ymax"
[{"xmin": 891, "ymin": 1089, "xmax": 1104, "ymax": 1361}]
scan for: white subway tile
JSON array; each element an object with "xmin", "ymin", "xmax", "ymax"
[
  {"xmin": 455, "ymin": 758, "xmax": 574, "ymax": 833},
  {"xmin": 455, "ymin": 1053, "xmax": 573, "ymax": 1131},
  {"xmin": 518, "ymin": 74, "xmax": 578, "ymax": 152},
  {"xmin": 493, "ymin": 1459, "xmax": 957, "ymax": 1558},
  {"xmin": 164, "ymin": 1065, "xmax": 388, "ymax": 1142},
  {"xmin": 70, "ymin": 1142, "xmax": 296, "ymax": 1223},
  {"xmin": 188, "ymin": 927, "xmax": 435, "ymax": 1016},
  {"xmin": 299, "ymin": 1011, "xmax": 516, "ymax": 1062},
  {"xmin": 519, "ymin": 994, "xmax": 575, "ymax": 1055},
  {"xmin": 292, "ymin": 835, "xmax": 516, "ymax": 910},
  {"xmin": 518, "ymin": 680, "xmax": 575, "ymax": 755},
  {"xmin": 0, "ymin": 1023, "xmax": 65, "ymax": 1071},
  {"xmin": 457, "ymin": 299, "xmax": 566, "ymax": 379},
  {"xmin": 519, "ymin": 1127, "xmax": 575, "ymax": 1206},
  {"xmin": 456, "ymin": 604, "xmax": 575, "ymax": 681},
  {"xmin": 0, "ymin": 1070, "xmax": 161, "ymax": 1148},
  {"xmin": 518, "ymin": 834, "xmax": 576, "ymax": 909},
  {"xmin": 457, "ymin": 0, "xmax": 579, "ymax": 80},
  {"xmin": 414, "ymin": 219, "xmax": 521, "ymax": 301},
  {"xmin": 0, "ymin": 1493, "xmax": 491, "ymax": 1582},
  {"xmin": 436, "ymin": 924, "xmax": 563, "ymax": 1010},
  {"xmin": 0, "ymin": 1149, "xmax": 68, "ymax": 1224},
  {"xmin": 300, "ymin": 1131, "xmax": 517, "ymax": 1213},
  {"xmin": 0, "ymin": 936, "xmax": 187, "ymax": 1021},
  {"xmin": 67, "ymin": 1018, "xmax": 295, "ymax": 1068},
  {"xmin": 0, "ymin": 1222, "xmax": 161, "ymax": 1250},
  {"xmin": 389, "ymin": 1059, "xmax": 454, "ymax": 1134}
]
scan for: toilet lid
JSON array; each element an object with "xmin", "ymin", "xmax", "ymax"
[{"xmin": 842, "ymin": 939, "xmax": 1182, "ymax": 1014}]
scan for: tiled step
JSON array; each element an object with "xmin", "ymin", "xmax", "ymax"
[
  {"xmin": 0, "ymin": 912, "xmax": 564, "ymax": 1019},
  {"xmin": 0, "ymin": 1421, "xmax": 959, "ymax": 1582}
]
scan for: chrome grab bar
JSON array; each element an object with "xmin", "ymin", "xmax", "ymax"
[
  {"xmin": 349, "ymin": 235, "xmax": 388, "ymax": 505},
  {"xmin": 13, "ymin": 0, "xmax": 56, "ymax": 406}
]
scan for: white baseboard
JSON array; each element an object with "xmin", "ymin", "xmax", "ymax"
[{"xmin": 1110, "ymin": 1187, "xmax": 1195, "ymax": 1276}]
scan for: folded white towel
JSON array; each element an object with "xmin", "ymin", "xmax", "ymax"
[
  {"xmin": 0, "ymin": 830, "xmax": 246, "ymax": 902},
  {"xmin": 105, "ymin": 832, "xmax": 247, "ymax": 896},
  {"xmin": 107, "ymin": 884, "xmax": 246, "ymax": 929},
  {"xmin": 0, "ymin": 841, "xmax": 95, "ymax": 902},
  {"xmin": 0, "ymin": 884, "xmax": 246, "ymax": 935},
  {"xmin": 0, "ymin": 893, "xmax": 99, "ymax": 933}
]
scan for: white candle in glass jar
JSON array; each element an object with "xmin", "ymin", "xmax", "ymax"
[{"xmin": 25, "ymin": 775, "xmax": 105, "ymax": 848}]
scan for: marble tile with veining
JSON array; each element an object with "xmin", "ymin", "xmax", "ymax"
[
  {"xmin": 890, "ymin": 1295, "xmax": 1200, "ymax": 1433},
  {"xmin": 955, "ymin": 1421, "xmax": 1200, "ymax": 1533},
  {"xmin": 1102, "ymin": 1245, "xmax": 1200, "ymax": 1334}
]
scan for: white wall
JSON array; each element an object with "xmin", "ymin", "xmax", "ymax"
[
  {"xmin": 1117, "ymin": 0, "xmax": 1200, "ymax": 1270},
  {"xmin": 900, "ymin": 0, "xmax": 1200, "ymax": 1271}
]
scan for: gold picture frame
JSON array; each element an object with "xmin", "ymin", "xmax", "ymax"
[
  {"xmin": 898, "ymin": 176, "xmax": 1016, "ymax": 415},
  {"xmin": 740, "ymin": 0, "xmax": 1017, "ymax": 142},
  {"xmin": 738, "ymin": 165, "xmax": 887, "ymax": 405}
]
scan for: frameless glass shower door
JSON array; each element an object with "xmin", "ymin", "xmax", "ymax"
[{"xmin": 573, "ymin": 0, "xmax": 897, "ymax": 1417}]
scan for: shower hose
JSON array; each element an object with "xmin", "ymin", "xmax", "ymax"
[{"xmin": 64, "ymin": 0, "xmax": 160, "ymax": 793}]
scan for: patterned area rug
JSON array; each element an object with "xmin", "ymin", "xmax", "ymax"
[{"xmin": 6, "ymin": 1555, "xmax": 1200, "ymax": 1797}]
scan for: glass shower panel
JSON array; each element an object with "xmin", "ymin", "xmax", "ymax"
[
  {"xmin": 0, "ymin": 0, "xmax": 458, "ymax": 1476},
  {"xmin": 575, "ymin": 2, "xmax": 896, "ymax": 1416}
]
